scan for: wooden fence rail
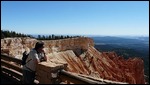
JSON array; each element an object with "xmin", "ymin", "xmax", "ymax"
[
  {"xmin": 60, "ymin": 70, "xmax": 105, "ymax": 84},
  {"xmin": 1, "ymin": 54, "xmax": 22, "ymax": 65}
]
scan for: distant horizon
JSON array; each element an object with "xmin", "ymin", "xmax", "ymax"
[
  {"xmin": 1, "ymin": 29, "xmax": 149, "ymax": 37},
  {"xmin": 2, "ymin": 1, "xmax": 149, "ymax": 36},
  {"xmin": 30, "ymin": 33, "xmax": 149, "ymax": 38}
]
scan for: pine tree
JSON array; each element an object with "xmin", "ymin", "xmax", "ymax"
[
  {"xmin": 38, "ymin": 35, "xmax": 41, "ymax": 40},
  {"xmin": 48, "ymin": 35, "xmax": 52, "ymax": 40},
  {"xmin": 52, "ymin": 34, "xmax": 55, "ymax": 40}
]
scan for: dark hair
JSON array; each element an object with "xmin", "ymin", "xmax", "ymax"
[{"xmin": 35, "ymin": 41, "xmax": 44, "ymax": 50}]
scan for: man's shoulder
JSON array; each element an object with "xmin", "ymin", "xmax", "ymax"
[
  {"xmin": 30, "ymin": 48, "xmax": 37, "ymax": 54},
  {"xmin": 29, "ymin": 49, "xmax": 37, "ymax": 56},
  {"xmin": 28, "ymin": 48, "xmax": 38, "ymax": 59}
]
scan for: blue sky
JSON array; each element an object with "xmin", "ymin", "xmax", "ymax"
[{"xmin": 1, "ymin": 1, "xmax": 149, "ymax": 36}]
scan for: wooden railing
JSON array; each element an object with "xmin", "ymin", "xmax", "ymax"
[
  {"xmin": 60, "ymin": 70, "xmax": 105, "ymax": 84},
  {"xmin": 1, "ymin": 54, "xmax": 23, "ymax": 84},
  {"xmin": 1, "ymin": 54, "xmax": 128, "ymax": 84}
]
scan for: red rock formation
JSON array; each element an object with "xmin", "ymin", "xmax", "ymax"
[
  {"xmin": 1, "ymin": 37, "xmax": 145, "ymax": 84},
  {"xmin": 102, "ymin": 52, "xmax": 145, "ymax": 84},
  {"xmin": 46, "ymin": 46, "xmax": 145, "ymax": 84}
]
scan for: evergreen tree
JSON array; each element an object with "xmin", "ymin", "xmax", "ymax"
[
  {"xmin": 48, "ymin": 35, "xmax": 52, "ymax": 40},
  {"xmin": 60, "ymin": 35, "xmax": 63, "ymax": 39},
  {"xmin": 52, "ymin": 34, "xmax": 55, "ymax": 40},
  {"xmin": 66, "ymin": 35, "xmax": 70, "ymax": 38},
  {"xmin": 42, "ymin": 35, "xmax": 45, "ymax": 40},
  {"xmin": 38, "ymin": 35, "xmax": 41, "ymax": 40}
]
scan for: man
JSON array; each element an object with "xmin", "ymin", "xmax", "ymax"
[{"xmin": 22, "ymin": 41, "xmax": 47, "ymax": 84}]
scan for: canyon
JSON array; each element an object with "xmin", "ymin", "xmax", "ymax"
[{"xmin": 1, "ymin": 37, "xmax": 145, "ymax": 84}]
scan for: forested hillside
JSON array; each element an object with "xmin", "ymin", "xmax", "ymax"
[{"xmin": 1, "ymin": 30, "xmax": 81, "ymax": 40}]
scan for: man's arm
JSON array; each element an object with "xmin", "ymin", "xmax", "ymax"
[
  {"xmin": 41, "ymin": 50, "xmax": 47, "ymax": 61},
  {"xmin": 43, "ymin": 53, "xmax": 47, "ymax": 61}
]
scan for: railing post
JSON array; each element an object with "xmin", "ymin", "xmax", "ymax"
[{"xmin": 36, "ymin": 61, "xmax": 67, "ymax": 84}]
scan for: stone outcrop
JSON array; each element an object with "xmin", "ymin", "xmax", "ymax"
[
  {"xmin": 36, "ymin": 61, "xmax": 67, "ymax": 84},
  {"xmin": 1, "ymin": 37, "xmax": 145, "ymax": 84}
]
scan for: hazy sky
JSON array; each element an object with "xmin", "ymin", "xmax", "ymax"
[{"xmin": 1, "ymin": 1, "xmax": 149, "ymax": 36}]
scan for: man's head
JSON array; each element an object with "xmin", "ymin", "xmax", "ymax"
[{"xmin": 35, "ymin": 41, "xmax": 44, "ymax": 51}]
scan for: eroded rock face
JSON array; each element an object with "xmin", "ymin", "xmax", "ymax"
[
  {"xmin": 1, "ymin": 37, "xmax": 37, "ymax": 59},
  {"xmin": 1, "ymin": 37, "xmax": 145, "ymax": 84},
  {"xmin": 1, "ymin": 37, "xmax": 93, "ymax": 59},
  {"xmin": 48, "ymin": 46, "xmax": 145, "ymax": 84}
]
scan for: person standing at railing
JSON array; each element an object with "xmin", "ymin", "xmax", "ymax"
[{"xmin": 22, "ymin": 41, "xmax": 47, "ymax": 84}]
